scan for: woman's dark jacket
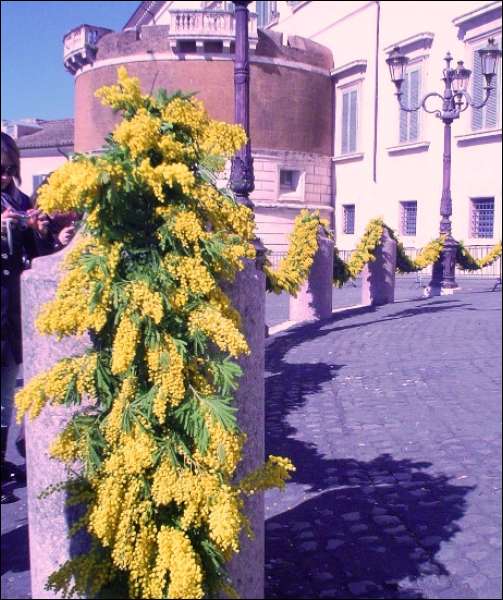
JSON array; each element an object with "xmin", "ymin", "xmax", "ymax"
[{"xmin": 1, "ymin": 188, "xmax": 53, "ymax": 365}]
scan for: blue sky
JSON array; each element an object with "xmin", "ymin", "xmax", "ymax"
[{"xmin": 1, "ymin": 1, "xmax": 140, "ymax": 121}]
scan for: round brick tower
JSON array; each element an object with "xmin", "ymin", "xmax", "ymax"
[{"xmin": 65, "ymin": 17, "xmax": 334, "ymax": 251}]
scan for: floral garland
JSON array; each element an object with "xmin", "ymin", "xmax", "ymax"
[
  {"xmin": 15, "ymin": 67, "xmax": 294, "ymax": 599},
  {"xmin": 333, "ymin": 218, "xmax": 384, "ymax": 287},
  {"xmin": 387, "ymin": 229, "xmax": 445, "ymax": 274},
  {"xmin": 456, "ymin": 241, "xmax": 502, "ymax": 271},
  {"xmin": 333, "ymin": 220, "xmax": 446, "ymax": 284},
  {"xmin": 264, "ymin": 210, "xmax": 328, "ymax": 295}
]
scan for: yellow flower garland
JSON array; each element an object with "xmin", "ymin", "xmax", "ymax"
[
  {"xmin": 264, "ymin": 210, "xmax": 328, "ymax": 295},
  {"xmin": 456, "ymin": 241, "xmax": 502, "ymax": 271}
]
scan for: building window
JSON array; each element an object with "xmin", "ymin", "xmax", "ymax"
[
  {"xmin": 471, "ymin": 38, "xmax": 501, "ymax": 131},
  {"xmin": 471, "ymin": 197, "xmax": 494, "ymax": 238},
  {"xmin": 341, "ymin": 87, "xmax": 358, "ymax": 155},
  {"xmin": 256, "ymin": 1, "xmax": 277, "ymax": 28},
  {"xmin": 399, "ymin": 66, "xmax": 421, "ymax": 143},
  {"xmin": 342, "ymin": 204, "xmax": 355, "ymax": 234},
  {"xmin": 279, "ymin": 169, "xmax": 299, "ymax": 191},
  {"xmin": 32, "ymin": 174, "xmax": 49, "ymax": 191},
  {"xmin": 400, "ymin": 201, "xmax": 417, "ymax": 236}
]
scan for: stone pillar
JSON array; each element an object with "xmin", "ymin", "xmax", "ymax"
[
  {"xmin": 289, "ymin": 233, "xmax": 334, "ymax": 322},
  {"xmin": 361, "ymin": 228, "xmax": 397, "ymax": 306},
  {"xmin": 21, "ymin": 242, "xmax": 91, "ymax": 600},
  {"xmin": 22, "ymin": 239, "xmax": 266, "ymax": 600},
  {"xmin": 224, "ymin": 248, "xmax": 266, "ymax": 600}
]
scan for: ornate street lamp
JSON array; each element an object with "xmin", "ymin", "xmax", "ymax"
[
  {"xmin": 230, "ymin": 0, "xmax": 255, "ymax": 209},
  {"xmin": 386, "ymin": 38, "xmax": 501, "ymax": 294}
]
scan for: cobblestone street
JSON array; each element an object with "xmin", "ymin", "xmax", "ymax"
[
  {"xmin": 1, "ymin": 280, "xmax": 501, "ymax": 599},
  {"xmin": 265, "ymin": 281, "xmax": 502, "ymax": 599}
]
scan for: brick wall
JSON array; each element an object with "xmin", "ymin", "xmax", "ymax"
[{"xmin": 74, "ymin": 60, "xmax": 331, "ymax": 155}]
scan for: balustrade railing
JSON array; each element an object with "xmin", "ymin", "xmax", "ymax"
[{"xmin": 169, "ymin": 8, "xmax": 258, "ymax": 50}]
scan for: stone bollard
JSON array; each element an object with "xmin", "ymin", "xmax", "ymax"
[
  {"xmin": 289, "ymin": 233, "xmax": 334, "ymax": 322},
  {"xmin": 361, "ymin": 227, "xmax": 397, "ymax": 306},
  {"xmin": 224, "ymin": 246, "xmax": 266, "ymax": 600},
  {"xmin": 22, "ymin": 239, "xmax": 266, "ymax": 600},
  {"xmin": 21, "ymin": 241, "xmax": 92, "ymax": 600}
]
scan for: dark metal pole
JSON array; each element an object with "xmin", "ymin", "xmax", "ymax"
[
  {"xmin": 230, "ymin": 0, "xmax": 255, "ymax": 209},
  {"xmin": 429, "ymin": 56, "xmax": 458, "ymax": 291}
]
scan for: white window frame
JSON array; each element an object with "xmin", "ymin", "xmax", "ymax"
[
  {"xmin": 398, "ymin": 61, "xmax": 424, "ymax": 144},
  {"xmin": 399, "ymin": 200, "xmax": 418, "ymax": 237},
  {"xmin": 336, "ymin": 79, "xmax": 362, "ymax": 157},
  {"xmin": 453, "ymin": 2, "xmax": 502, "ymax": 137},
  {"xmin": 469, "ymin": 34, "xmax": 502, "ymax": 133},
  {"xmin": 470, "ymin": 196, "xmax": 495, "ymax": 239},
  {"xmin": 277, "ymin": 166, "xmax": 305, "ymax": 202},
  {"xmin": 342, "ymin": 204, "xmax": 356, "ymax": 235}
]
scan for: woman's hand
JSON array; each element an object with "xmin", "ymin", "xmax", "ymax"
[
  {"xmin": 57, "ymin": 224, "xmax": 76, "ymax": 247},
  {"xmin": 26, "ymin": 209, "xmax": 50, "ymax": 237}
]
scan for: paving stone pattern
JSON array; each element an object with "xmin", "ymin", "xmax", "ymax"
[
  {"xmin": 265, "ymin": 281, "xmax": 502, "ymax": 599},
  {"xmin": 1, "ymin": 280, "xmax": 501, "ymax": 599}
]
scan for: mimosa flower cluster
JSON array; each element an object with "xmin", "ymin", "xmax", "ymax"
[
  {"xmin": 333, "ymin": 218, "xmax": 448, "ymax": 286},
  {"xmin": 456, "ymin": 241, "xmax": 502, "ymax": 271},
  {"xmin": 16, "ymin": 67, "xmax": 295, "ymax": 599},
  {"xmin": 265, "ymin": 210, "xmax": 329, "ymax": 295}
]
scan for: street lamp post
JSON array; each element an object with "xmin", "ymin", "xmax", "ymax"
[
  {"xmin": 230, "ymin": 0, "xmax": 255, "ymax": 209},
  {"xmin": 386, "ymin": 38, "xmax": 501, "ymax": 294}
]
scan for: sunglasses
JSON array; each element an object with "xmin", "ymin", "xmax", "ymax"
[{"xmin": 1, "ymin": 165, "xmax": 16, "ymax": 177}]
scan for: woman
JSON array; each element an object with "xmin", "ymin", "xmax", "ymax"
[{"xmin": 1, "ymin": 132, "xmax": 52, "ymax": 502}]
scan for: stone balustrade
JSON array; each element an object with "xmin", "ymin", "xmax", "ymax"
[{"xmin": 169, "ymin": 9, "xmax": 258, "ymax": 52}]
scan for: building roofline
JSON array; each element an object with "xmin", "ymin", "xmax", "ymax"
[{"xmin": 123, "ymin": 1, "xmax": 168, "ymax": 30}]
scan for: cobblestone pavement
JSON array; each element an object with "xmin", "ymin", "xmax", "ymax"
[
  {"xmin": 1, "ymin": 280, "xmax": 501, "ymax": 599},
  {"xmin": 265, "ymin": 281, "xmax": 502, "ymax": 599}
]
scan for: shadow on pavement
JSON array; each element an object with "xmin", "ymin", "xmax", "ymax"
[
  {"xmin": 265, "ymin": 309, "xmax": 474, "ymax": 599},
  {"xmin": 1, "ymin": 524, "xmax": 30, "ymax": 576},
  {"xmin": 265, "ymin": 455, "xmax": 473, "ymax": 599}
]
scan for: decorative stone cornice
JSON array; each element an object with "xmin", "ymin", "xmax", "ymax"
[
  {"xmin": 383, "ymin": 32, "xmax": 434, "ymax": 55},
  {"xmin": 452, "ymin": 1, "xmax": 501, "ymax": 28},
  {"xmin": 330, "ymin": 59, "xmax": 367, "ymax": 79}
]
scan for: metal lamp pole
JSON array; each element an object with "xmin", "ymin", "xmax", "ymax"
[
  {"xmin": 230, "ymin": 0, "xmax": 255, "ymax": 209},
  {"xmin": 386, "ymin": 38, "xmax": 501, "ymax": 294}
]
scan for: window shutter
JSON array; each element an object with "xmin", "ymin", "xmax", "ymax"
[
  {"xmin": 472, "ymin": 48, "xmax": 484, "ymax": 130},
  {"xmin": 485, "ymin": 39, "xmax": 500, "ymax": 128},
  {"xmin": 349, "ymin": 90, "xmax": 358, "ymax": 152},
  {"xmin": 409, "ymin": 69, "xmax": 420, "ymax": 141},
  {"xmin": 399, "ymin": 71, "xmax": 409, "ymax": 142},
  {"xmin": 342, "ymin": 91, "xmax": 349, "ymax": 154},
  {"xmin": 257, "ymin": 1, "xmax": 266, "ymax": 27}
]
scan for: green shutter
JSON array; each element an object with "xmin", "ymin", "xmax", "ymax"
[
  {"xmin": 341, "ymin": 91, "xmax": 349, "ymax": 154},
  {"xmin": 349, "ymin": 90, "xmax": 358, "ymax": 152},
  {"xmin": 472, "ymin": 47, "xmax": 484, "ymax": 130},
  {"xmin": 409, "ymin": 69, "xmax": 420, "ymax": 141}
]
